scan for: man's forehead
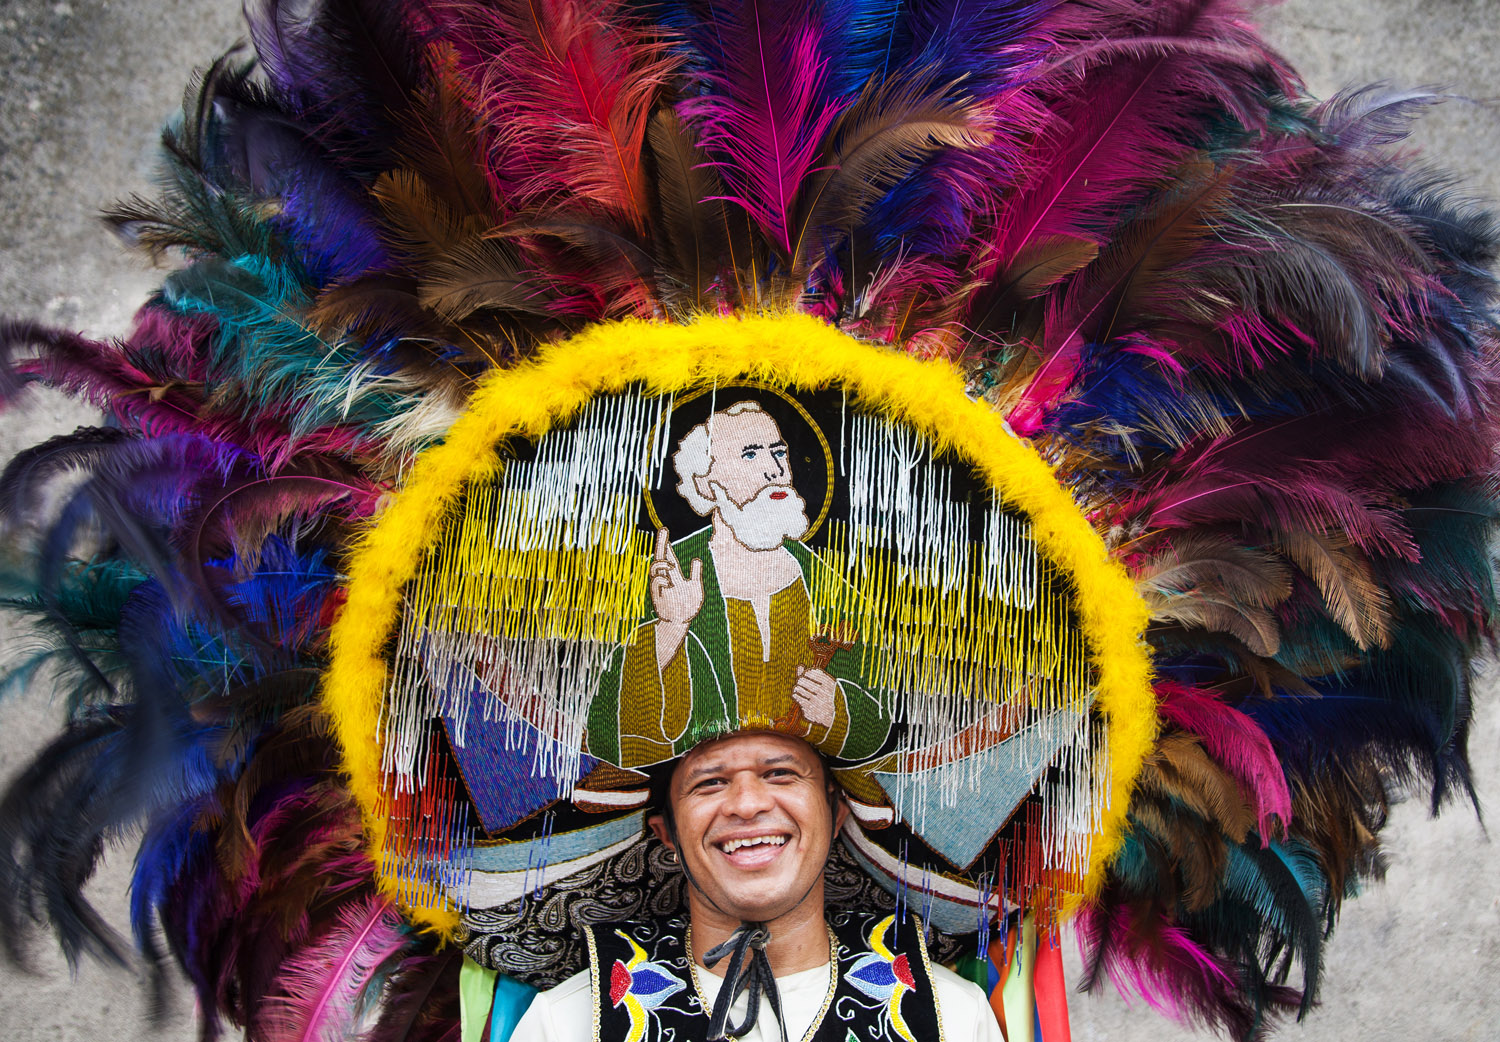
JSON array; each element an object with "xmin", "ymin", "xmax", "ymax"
[{"xmin": 674, "ymin": 732, "xmax": 821, "ymax": 779}]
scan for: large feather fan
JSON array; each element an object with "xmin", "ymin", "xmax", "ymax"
[{"xmin": 1, "ymin": 2, "xmax": 1496, "ymax": 1041}]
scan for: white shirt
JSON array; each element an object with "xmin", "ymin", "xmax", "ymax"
[{"xmin": 510, "ymin": 947, "xmax": 1004, "ymax": 1042}]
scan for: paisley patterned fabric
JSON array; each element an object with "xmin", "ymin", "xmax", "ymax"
[{"xmin": 461, "ymin": 838, "xmax": 967, "ymax": 987}]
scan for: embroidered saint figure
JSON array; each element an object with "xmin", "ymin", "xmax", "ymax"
[{"xmin": 589, "ymin": 401, "xmax": 891, "ymax": 767}]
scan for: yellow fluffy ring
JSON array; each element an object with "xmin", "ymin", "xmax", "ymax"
[{"xmin": 323, "ymin": 312, "xmax": 1158, "ymax": 933}]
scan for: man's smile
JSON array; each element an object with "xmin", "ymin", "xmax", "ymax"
[
  {"xmin": 768, "ymin": 490, "xmax": 789, "ymax": 500},
  {"xmin": 714, "ymin": 831, "xmax": 792, "ymax": 868}
]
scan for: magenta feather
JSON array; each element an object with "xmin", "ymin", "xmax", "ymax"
[
  {"xmin": 2, "ymin": 317, "xmax": 203, "ymax": 423},
  {"xmin": 1076, "ymin": 901, "xmax": 1302, "ymax": 1038},
  {"xmin": 677, "ymin": 0, "xmax": 846, "ymax": 256},
  {"xmin": 1125, "ymin": 402, "xmax": 1497, "ymax": 563},
  {"xmin": 976, "ymin": 1, "xmax": 1287, "ymax": 430},
  {"xmin": 985, "ymin": 0, "xmax": 1272, "ymax": 266},
  {"xmin": 1079, "ymin": 904, "xmax": 1236, "ymax": 1011},
  {"xmin": 260, "ymin": 895, "xmax": 410, "ymax": 1042},
  {"xmin": 1156, "ymin": 682, "xmax": 1292, "ymax": 839},
  {"xmin": 439, "ymin": 0, "xmax": 678, "ymax": 231}
]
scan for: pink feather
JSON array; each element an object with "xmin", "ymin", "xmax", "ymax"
[
  {"xmin": 677, "ymin": 0, "xmax": 845, "ymax": 256},
  {"xmin": 1156, "ymin": 681, "xmax": 1293, "ymax": 838},
  {"xmin": 438, "ymin": 0, "xmax": 678, "ymax": 231},
  {"xmin": 260, "ymin": 895, "xmax": 410, "ymax": 1042},
  {"xmin": 1078, "ymin": 903, "xmax": 1247, "ymax": 1026}
]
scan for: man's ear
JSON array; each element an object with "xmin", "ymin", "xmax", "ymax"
[
  {"xmin": 693, "ymin": 473, "xmax": 714, "ymax": 503},
  {"xmin": 648, "ymin": 813, "xmax": 676, "ymax": 850},
  {"xmin": 831, "ymin": 791, "xmax": 850, "ymax": 837}
]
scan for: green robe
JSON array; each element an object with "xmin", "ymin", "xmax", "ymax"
[{"xmin": 587, "ymin": 528, "xmax": 891, "ymax": 767}]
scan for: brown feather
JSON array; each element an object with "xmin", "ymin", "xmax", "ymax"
[
  {"xmin": 1129, "ymin": 792, "xmax": 1225, "ymax": 912},
  {"xmin": 1153, "ymin": 732, "xmax": 1259, "ymax": 846},
  {"xmin": 645, "ymin": 107, "xmax": 738, "ymax": 312},
  {"xmin": 393, "ymin": 44, "xmax": 501, "ymax": 228},
  {"xmin": 372, "ymin": 170, "xmax": 491, "ymax": 265},
  {"xmin": 417, "ymin": 233, "xmax": 553, "ymax": 322},
  {"xmin": 1277, "ymin": 529, "xmax": 1393, "ymax": 650},
  {"xmin": 1138, "ymin": 531, "xmax": 1293, "ymax": 604},
  {"xmin": 1142, "ymin": 588, "xmax": 1283, "ymax": 656},
  {"xmin": 790, "ymin": 75, "xmax": 990, "ymax": 275}
]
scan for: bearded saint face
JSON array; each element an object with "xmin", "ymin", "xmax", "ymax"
[{"xmin": 691, "ymin": 405, "xmax": 809, "ymax": 550}]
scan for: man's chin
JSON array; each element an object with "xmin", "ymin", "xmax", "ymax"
[
  {"xmin": 689, "ymin": 866, "xmax": 815, "ymax": 925},
  {"xmin": 707, "ymin": 890, "xmax": 809, "ymax": 926}
]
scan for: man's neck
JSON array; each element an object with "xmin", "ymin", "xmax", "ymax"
[{"xmin": 687, "ymin": 890, "xmax": 831, "ymax": 977}]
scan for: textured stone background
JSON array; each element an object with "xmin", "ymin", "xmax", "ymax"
[{"xmin": 0, "ymin": 1, "xmax": 1496, "ymax": 1040}]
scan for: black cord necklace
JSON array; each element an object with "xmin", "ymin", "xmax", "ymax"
[{"xmin": 701, "ymin": 922, "xmax": 784, "ymax": 1042}]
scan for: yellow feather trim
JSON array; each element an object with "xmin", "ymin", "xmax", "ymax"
[{"xmin": 324, "ymin": 312, "xmax": 1157, "ymax": 934}]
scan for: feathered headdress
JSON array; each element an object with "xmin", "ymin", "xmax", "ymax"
[{"xmin": 1, "ymin": 2, "xmax": 1496, "ymax": 1041}]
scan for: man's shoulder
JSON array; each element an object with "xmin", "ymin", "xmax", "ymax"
[
  {"xmin": 926, "ymin": 961, "xmax": 1004, "ymax": 1042},
  {"xmin": 510, "ymin": 968, "xmax": 592, "ymax": 1042}
]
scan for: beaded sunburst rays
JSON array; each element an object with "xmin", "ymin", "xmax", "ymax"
[{"xmin": 324, "ymin": 315, "xmax": 1156, "ymax": 936}]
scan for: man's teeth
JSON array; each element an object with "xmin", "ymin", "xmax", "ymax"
[{"xmin": 719, "ymin": 836, "xmax": 787, "ymax": 854}]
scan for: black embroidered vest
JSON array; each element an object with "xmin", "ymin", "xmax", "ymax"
[{"xmin": 585, "ymin": 910, "xmax": 944, "ymax": 1042}]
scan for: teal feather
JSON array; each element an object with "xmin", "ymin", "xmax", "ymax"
[
  {"xmin": 0, "ymin": 557, "xmax": 149, "ymax": 709},
  {"xmin": 162, "ymin": 256, "xmax": 421, "ymax": 457}
]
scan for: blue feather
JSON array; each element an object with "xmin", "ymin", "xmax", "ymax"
[
  {"xmin": 1241, "ymin": 683, "xmax": 1471, "ymax": 811},
  {"xmin": 131, "ymin": 795, "xmax": 218, "ymax": 956},
  {"xmin": 222, "ymin": 539, "xmax": 341, "ymax": 664},
  {"xmin": 902, "ymin": 0, "xmax": 1059, "ymax": 98},
  {"xmin": 821, "ymin": 0, "xmax": 912, "ymax": 97}
]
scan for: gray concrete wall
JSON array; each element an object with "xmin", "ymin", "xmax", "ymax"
[{"xmin": 0, "ymin": 1, "xmax": 1495, "ymax": 1039}]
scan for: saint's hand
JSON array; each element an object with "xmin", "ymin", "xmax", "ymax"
[
  {"xmin": 792, "ymin": 666, "xmax": 838, "ymax": 727},
  {"xmin": 650, "ymin": 527, "xmax": 703, "ymax": 626}
]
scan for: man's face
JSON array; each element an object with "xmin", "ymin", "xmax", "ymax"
[
  {"xmin": 696, "ymin": 410, "xmax": 808, "ymax": 549},
  {"xmin": 650, "ymin": 733, "xmax": 848, "ymax": 927}
]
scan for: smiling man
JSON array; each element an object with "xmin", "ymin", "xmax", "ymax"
[
  {"xmin": 587, "ymin": 401, "xmax": 893, "ymax": 769},
  {"xmin": 510, "ymin": 732, "xmax": 1004, "ymax": 1041}
]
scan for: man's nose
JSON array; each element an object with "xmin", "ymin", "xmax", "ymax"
[
  {"xmin": 723, "ymin": 773, "xmax": 775, "ymax": 818},
  {"xmin": 763, "ymin": 454, "xmax": 785, "ymax": 481}
]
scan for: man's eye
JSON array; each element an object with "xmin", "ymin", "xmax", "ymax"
[
  {"xmin": 741, "ymin": 449, "xmax": 756, "ymax": 459},
  {"xmin": 772, "ymin": 449, "xmax": 786, "ymax": 460}
]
